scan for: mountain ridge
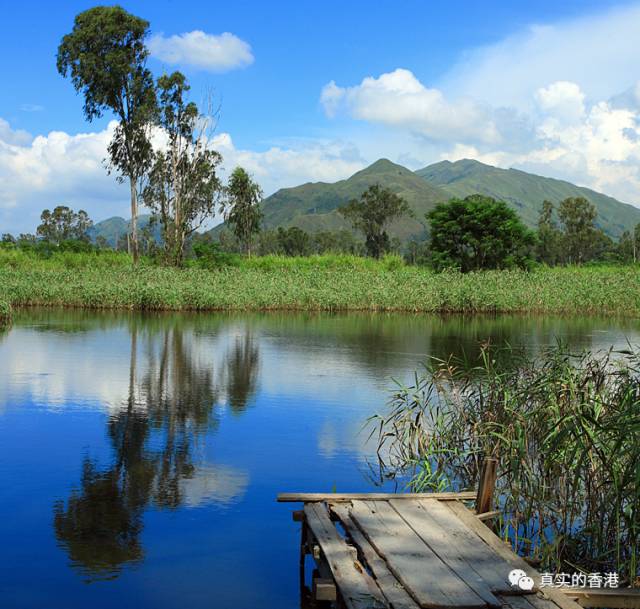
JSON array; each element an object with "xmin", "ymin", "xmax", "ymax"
[{"xmin": 91, "ymin": 158, "xmax": 640, "ymax": 244}]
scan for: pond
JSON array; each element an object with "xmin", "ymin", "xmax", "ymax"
[{"xmin": 1, "ymin": 309, "xmax": 639, "ymax": 609}]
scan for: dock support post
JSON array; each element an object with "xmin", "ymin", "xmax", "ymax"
[{"xmin": 476, "ymin": 456, "xmax": 498, "ymax": 515}]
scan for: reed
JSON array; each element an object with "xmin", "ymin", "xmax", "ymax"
[
  {"xmin": 0, "ymin": 249, "xmax": 639, "ymax": 314},
  {"xmin": 370, "ymin": 345, "xmax": 640, "ymax": 581}
]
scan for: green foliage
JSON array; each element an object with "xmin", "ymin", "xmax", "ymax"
[
  {"xmin": 0, "ymin": 299, "xmax": 11, "ymax": 328},
  {"xmin": 371, "ymin": 345, "xmax": 640, "ymax": 578},
  {"xmin": 1, "ymin": 251, "xmax": 639, "ymax": 314},
  {"xmin": 276, "ymin": 226, "xmax": 311, "ymax": 256},
  {"xmin": 222, "ymin": 167, "xmax": 263, "ymax": 255},
  {"xmin": 142, "ymin": 72, "xmax": 222, "ymax": 266},
  {"xmin": 536, "ymin": 200, "xmax": 562, "ymax": 265},
  {"xmin": 419, "ymin": 158, "xmax": 640, "ymax": 239},
  {"xmin": 190, "ymin": 242, "xmax": 240, "ymax": 269},
  {"xmin": 427, "ymin": 195, "xmax": 535, "ymax": 271},
  {"xmin": 339, "ymin": 184, "xmax": 412, "ymax": 258},
  {"xmin": 37, "ymin": 206, "xmax": 93, "ymax": 244},
  {"xmin": 57, "ymin": 5, "xmax": 157, "ymax": 261},
  {"xmin": 558, "ymin": 196, "xmax": 599, "ymax": 264}
]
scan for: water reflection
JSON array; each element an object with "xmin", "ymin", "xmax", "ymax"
[
  {"xmin": 53, "ymin": 322, "xmax": 259, "ymax": 580},
  {"xmin": 1, "ymin": 309, "xmax": 639, "ymax": 608}
]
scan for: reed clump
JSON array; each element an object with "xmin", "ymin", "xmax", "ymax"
[
  {"xmin": 0, "ymin": 299, "xmax": 11, "ymax": 327},
  {"xmin": 0, "ymin": 249, "xmax": 639, "ymax": 314},
  {"xmin": 370, "ymin": 345, "xmax": 640, "ymax": 582}
]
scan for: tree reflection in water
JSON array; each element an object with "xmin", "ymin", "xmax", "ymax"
[{"xmin": 53, "ymin": 321, "xmax": 259, "ymax": 581}]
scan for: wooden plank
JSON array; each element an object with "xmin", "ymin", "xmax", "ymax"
[
  {"xmin": 406, "ymin": 499, "xmax": 517, "ymax": 594},
  {"xmin": 501, "ymin": 595, "xmax": 545, "ymax": 609},
  {"xmin": 557, "ymin": 588, "xmax": 640, "ymax": 609},
  {"xmin": 476, "ymin": 458, "xmax": 498, "ymax": 515},
  {"xmin": 446, "ymin": 502, "xmax": 582, "ymax": 609},
  {"xmin": 331, "ymin": 503, "xmax": 420, "ymax": 609},
  {"xmin": 278, "ymin": 491, "xmax": 476, "ymax": 502},
  {"xmin": 303, "ymin": 503, "xmax": 388, "ymax": 609},
  {"xmin": 389, "ymin": 499, "xmax": 503, "ymax": 605},
  {"xmin": 350, "ymin": 500, "xmax": 487, "ymax": 609}
]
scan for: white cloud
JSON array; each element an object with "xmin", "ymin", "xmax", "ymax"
[
  {"xmin": 320, "ymin": 3, "xmax": 640, "ymax": 208},
  {"xmin": 321, "ymin": 69, "xmax": 502, "ymax": 144},
  {"xmin": 0, "ymin": 118, "xmax": 32, "ymax": 146},
  {"xmin": 149, "ymin": 30, "xmax": 254, "ymax": 72},
  {"xmin": 441, "ymin": 3, "xmax": 640, "ymax": 109},
  {"xmin": 0, "ymin": 118, "xmax": 365, "ymax": 234}
]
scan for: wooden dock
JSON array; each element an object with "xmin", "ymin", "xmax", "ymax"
[{"xmin": 278, "ymin": 491, "xmax": 581, "ymax": 609}]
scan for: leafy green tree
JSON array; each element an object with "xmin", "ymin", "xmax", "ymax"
[
  {"xmin": 36, "ymin": 206, "xmax": 93, "ymax": 244},
  {"xmin": 142, "ymin": 72, "xmax": 222, "ymax": 265},
  {"xmin": 57, "ymin": 6, "xmax": 156, "ymax": 263},
  {"xmin": 426, "ymin": 195, "xmax": 535, "ymax": 272},
  {"xmin": 223, "ymin": 167, "xmax": 263, "ymax": 256},
  {"xmin": 617, "ymin": 230, "xmax": 634, "ymax": 263},
  {"xmin": 1, "ymin": 234, "xmax": 15, "ymax": 244},
  {"xmin": 557, "ymin": 197, "xmax": 598, "ymax": 264},
  {"xmin": 634, "ymin": 222, "xmax": 640, "ymax": 263},
  {"xmin": 536, "ymin": 200, "xmax": 562, "ymax": 265},
  {"xmin": 338, "ymin": 184, "xmax": 411, "ymax": 258},
  {"xmin": 276, "ymin": 226, "xmax": 311, "ymax": 256}
]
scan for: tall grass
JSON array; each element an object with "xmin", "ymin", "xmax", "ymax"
[
  {"xmin": 0, "ymin": 249, "xmax": 639, "ymax": 314},
  {"xmin": 370, "ymin": 345, "xmax": 640, "ymax": 582},
  {"xmin": 0, "ymin": 299, "xmax": 11, "ymax": 327}
]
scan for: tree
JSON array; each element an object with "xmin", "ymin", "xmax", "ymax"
[
  {"xmin": 142, "ymin": 72, "xmax": 222, "ymax": 265},
  {"xmin": 57, "ymin": 6, "xmax": 156, "ymax": 263},
  {"xmin": 557, "ymin": 197, "xmax": 598, "ymax": 264},
  {"xmin": 536, "ymin": 200, "xmax": 562, "ymax": 265},
  {"xmin": 223, "ymin": 167, "xmax": 263, "ymax": 256},
  {"xmin": 338, "ymin": 184, "xmax": 411, "ymax": 258},
  {"xmin": 276, "ymin": 226, "xmax": 311, "ymax": 256},
  {"xmin": 36, "ymin": 206, "xmax": 93, "ymax": 244},
  {"xmin": 617, "ymin": 230, "xmax": 634, "ymax": 263},
  {"xmin": 426, "ymin": 195, "xmax": 535, "ymax": 272}
]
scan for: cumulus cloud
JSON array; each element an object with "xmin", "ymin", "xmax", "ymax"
[
  {"xmin": 0, "ymin": 118, "xmax": 365, "ymax": 234},
  {"xmin": 321, "ymin": 69, "xmax": 503, "ymax": 144},
  {"xmin": 149, "ymin": 30, "xmax": 254, "ymax": 72}
]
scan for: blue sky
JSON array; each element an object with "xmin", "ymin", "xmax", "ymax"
[{"xmin": 2, "ymin": 0, "xmax": 640, "ymax": 232}]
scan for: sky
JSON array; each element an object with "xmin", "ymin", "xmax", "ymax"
[{"xmin": 2, "ymin": 0, "xmax": 640, "ymax": 233}]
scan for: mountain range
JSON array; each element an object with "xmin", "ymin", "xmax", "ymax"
[{"xmin": 92, "ymin": 159, "xmax": 640, "ymax": 245}]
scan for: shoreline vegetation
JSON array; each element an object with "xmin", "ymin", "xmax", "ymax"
[
  {"xmin": 0, "ymin": 299, "xmax": 11, "ymax": 327},
  {"xmin": 370, "ymin": 345, "xmax": 640, "ymax": 579},
  {"xmin": 1, "ymin": 250, "xmax": 639, "ymax": 315}
]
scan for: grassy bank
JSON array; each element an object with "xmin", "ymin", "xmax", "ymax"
[
  {"xmin": 0, "ymin": 299, "xmax": 11, "ymax": 327},
  {"xmin": 0, "ymin": 249, "xmax": 639, "ymax": 314}
]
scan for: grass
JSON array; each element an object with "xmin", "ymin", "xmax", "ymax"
[
  {"xmin": 0, "ymin": 299, "xmax": 11, "ymax": 327},
  {"xmin": 0, "ymin": 249, "xmax": 639, "ymax": 314},
  {"xmin": 370, "ymin": 345, "xmax": 640, "ymax": 581}
]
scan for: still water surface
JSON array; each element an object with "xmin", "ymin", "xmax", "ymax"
[{"xmin": 1, "ymin": 309, "xmax": 639, "ymax": 609}]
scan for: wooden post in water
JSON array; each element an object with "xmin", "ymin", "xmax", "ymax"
[{"xmin": 476, "ymin": 456, "xmax": 498, "ymax": 515}]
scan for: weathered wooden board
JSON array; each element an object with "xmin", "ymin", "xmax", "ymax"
[
  {"xmin": 446, "ymin": 502, "xmax": 581, "ymax": 609},
  {"xmin": 406, "ymin": 498, "xmax": 516, "ymax": 593},
  {"xmin": 278, "ymin": 491, "xmax": 476, "ymax": 502},
  {"xmin": 331, "ymin": 503, "xmax": 420, "ymax": 609},
  {"xmin": 303, "ymin": 503, "xmax": 388, "ymax": 609},
  {"xmin": 389, "ymin": 499, "xmax": 503, "ymax": 605},
  {"xmin": 350, "ymin": 500, "xmax": 487, "ymax": 609}
]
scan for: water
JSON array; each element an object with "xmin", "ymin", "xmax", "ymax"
[{"xmin": 1, "ymin": 309, "xmax": 639, "ymax": 609}]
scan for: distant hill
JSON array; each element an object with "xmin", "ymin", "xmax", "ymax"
[
  {"xmin": 416, "ymin": 159, "xmax": 640, "ymax": 238},
  {"xmin": 89, "ymin": 214, "xmax": 161, "ymax": 247},
  {"xmin": 212, "ymin": 159, "xmax": 450, "ymax": 242}
]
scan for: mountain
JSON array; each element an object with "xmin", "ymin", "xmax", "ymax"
[
  {"xmin": 89, "ymin": 214, "xmax": 161, "ymax": 247},
  {"xmin": 416, "ymin": 159, "xmax": 640, "ymax": 238},
  {"xmin": 213, "ymin": 159, "xmax": 450, "ymax": 241}
]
